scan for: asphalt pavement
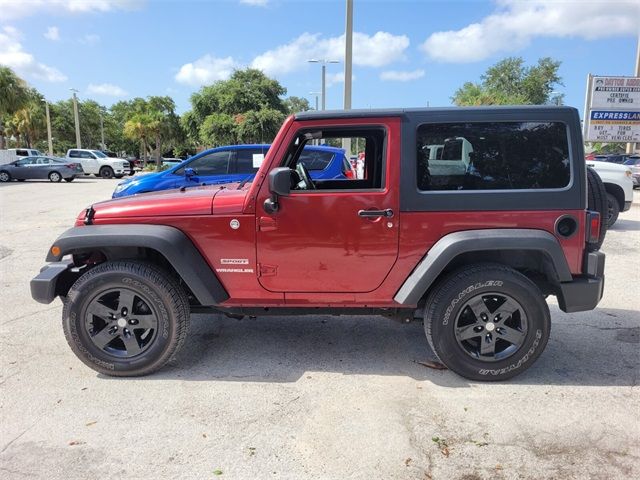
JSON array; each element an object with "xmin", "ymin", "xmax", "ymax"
[{"xmin": 1, "ymin": 178, "xmax": 639, "ymax": 480}]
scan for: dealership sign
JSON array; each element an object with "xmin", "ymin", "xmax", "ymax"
[{"xmin": 584, "ymin": 75, "xmax": 640, "ymax": 142}]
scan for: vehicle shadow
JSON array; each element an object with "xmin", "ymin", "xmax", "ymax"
[
  {"xmin": 610, "ymin": 217, "xmax": 640, "ymax": 232},
  {"xmin": 102, "ymin": 306, "xmax": 639, "ymax": 387}
]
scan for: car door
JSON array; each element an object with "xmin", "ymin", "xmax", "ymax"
[
  {"xmin": 11, "ymin": 157, "xmax": 34, "ymax": 179},
  {"xmin": 255, "ymin": 120, "xmax": 400, "ymax": 294},
  {"xmin": 234, "ymin": 147, "xmax": 269, "ymax": 182},
  {"xmin": 173, "ymin": 151, "xmax": 235, "ymax": 188}
]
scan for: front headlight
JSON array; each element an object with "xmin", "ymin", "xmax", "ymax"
[{"xmin": 114, "ymin": 183, "xmax": 130, "ymax": 194}]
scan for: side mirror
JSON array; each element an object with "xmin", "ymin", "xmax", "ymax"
[
  {"xmin": 184, "ymin": 167, "xmax": 195, "ymax": 178},
  {"xmin": 268, "ymin": 167, "xmax": 291, "ymax": 196},
  {"xmin": 264, "ymin": 167, "xmax": 291, "ymax": 214}
]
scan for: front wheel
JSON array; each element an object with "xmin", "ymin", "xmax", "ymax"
[
  {"xmin": 62, "ymin": 261, "xmax": 190, "ymax": 376},
  {"xmin": 424, "ymin": 264, "xmax": 550, "ymax": 381},
  {"xmin": 99, "ymin": 166, "xmax": 114, "ymax": 179},
  {"xmin": 0, "ymin": 171, "xmax": 11, "ymax": 182}
]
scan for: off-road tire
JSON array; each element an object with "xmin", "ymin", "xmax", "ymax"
[
  {"xmin": 62, "ymin": 261, "xmax": 190, "ymax": 376},
  {"xmin": 586, "ymin": 167, "xmax": 607, "ymax": 250},
  {"xmin": 48, "ymin": 171, "xmax": 62, "ymax": 182},
  {"xmin": 606, "ymin": 192, "xmax": 620, "ymax": 228},
  {"xmin": 424, "ymin": 264, "xmax": 551, "ymax": 382},
  {"xmin": 99, "ymin": 166, "xmax": 114, "ymax": 179},
  {"xmin": 0, "ymin": 171, "xmax": 11, "ymax": 182}
]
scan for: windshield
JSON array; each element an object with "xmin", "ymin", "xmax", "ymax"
[{"xmin": 91, "ymin": 150, "xmax": 107, "ymax": 158}]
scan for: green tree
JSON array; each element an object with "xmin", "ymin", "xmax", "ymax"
[
  {"xmin": 0, "ymin": 67, "xmax": 31, "ymax": 149},
  {"xmin": 452, "ymin": 57, "xmax": 563, "ymax": 106},
  {"xmin": 124, "ymin": 113, "xmax": 153, "ymax": 163},
  {"xmin": 284, "ymin": 96, "xmax": 311, "ymax": 114},
  {"xmin": 183, "ymin": 68, "xmax": 290, "ymax": 147}
]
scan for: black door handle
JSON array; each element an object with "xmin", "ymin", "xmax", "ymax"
[{"xmin": 358, "ymin": 208, "xmax": 394, "ymax": 218}]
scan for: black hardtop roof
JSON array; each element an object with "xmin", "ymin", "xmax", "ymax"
[{"xmin": 294, "ymin": 105, "xmax": 578, "ymax": 121}]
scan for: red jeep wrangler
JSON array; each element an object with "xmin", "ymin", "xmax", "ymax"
[{"xmin": 31, "ymin": 107, "xmax": 607, "ymax": 381}]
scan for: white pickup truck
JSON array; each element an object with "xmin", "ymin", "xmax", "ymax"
[
  {"xmin": 587, "ymin": 160, "xmax": 634, "ymax": 227},
  {"xmin": 66, "ymin": 149, "xmax": 131, "ymax": 179}
]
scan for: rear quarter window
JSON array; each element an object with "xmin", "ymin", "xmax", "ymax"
[{"xmin": 417, "ymin": 121, "xmax": 571, "ymax": 191}]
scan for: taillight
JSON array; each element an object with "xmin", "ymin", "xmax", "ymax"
[
  {"xmin": 586, "ymin": 211, "xmax": 601, "ymax": 244},
  {"xmin": 66, "ymin": 163, "xmax": 77, "ymax": 169}
]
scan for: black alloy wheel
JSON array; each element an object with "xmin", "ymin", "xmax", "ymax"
[
  {"xmin": 85, "ymin": 287, "xmax": 159, "ymax": 358},
  {"xmin": 453, "ymin": 293, "xmax": 527, "ymax": 362}
]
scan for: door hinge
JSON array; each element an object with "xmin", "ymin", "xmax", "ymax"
[{"xmin": 258, "ymin": 263, "xmax": 277, "ymax": 277}]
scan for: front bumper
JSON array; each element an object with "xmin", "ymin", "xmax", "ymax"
[
  {"xmin": 557, "ymin": 251, "xmax": 605, "ymax": 313},
  {"xmin": 30, "ymin": 259, "xmax": 74, "ymax": 304}
]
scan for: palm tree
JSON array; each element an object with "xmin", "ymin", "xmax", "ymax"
[
  {"xmin": 124, "ymin": 113, "xmax": 153, "ymax": 164},
  {"xmin": 0, "ymin": 67, "xmax": 30, "ymax": 149}
]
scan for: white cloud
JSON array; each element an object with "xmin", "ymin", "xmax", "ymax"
[
  {"xmin": 0, "ymin": 0, "xmax": 141, "ymax": 20},
  {"xmin": 240, "ymin": 0, "xmax": 268, "ymax": 6},
  {"xmin": 175, "ymin": 54, "xmax": 239, "ymax": 86},
  {"xmin": 80, "ymin": 34, "xmax": 100, "ymax": 45},
  {"xmin": 325, "ymin": 71, "xmax": 356, "ymax": 87},
  {"xmin": 421, "ymin": 0, "xmax": 640, "ymax": 63},
  {"xmin": 380, "ymin": 69, "xmax": 425, "ymax": 82},
  {"xmin": 44, "ymin": 26, "xmax": 60, "ymax": 41},
  {"xmin": 251, "ymin": 31, "xmax": 409, "ymax": 75},
  {"xmin": 87, "ymin": 82, "xmax": 128, "ymax": 97},
  {"xmin": 0, "ymin": 26, "xmax": 67, "ymax": 82}
]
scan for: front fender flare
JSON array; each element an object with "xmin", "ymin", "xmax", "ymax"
[
  {"xmin": 45, "ymin": 224, "xmax": 228, "ymax": 306},
  {"xmin": 394, "ymin": 229, "xmax": 572, "ymax": 306}
]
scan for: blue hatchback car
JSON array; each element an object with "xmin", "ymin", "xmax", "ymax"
[{"xmin": 112, "ymin": 144, "xmax": 350, "ymax": 198}]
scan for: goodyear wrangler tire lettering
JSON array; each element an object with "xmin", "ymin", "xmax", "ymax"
[{"xmin": 424, "ymin": 264, "xmax": 551, "ymax": 382}]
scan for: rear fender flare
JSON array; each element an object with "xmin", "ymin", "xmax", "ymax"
[{"xmin": 394, "ymin": 229, "xmax": 572, "ymax": 305}]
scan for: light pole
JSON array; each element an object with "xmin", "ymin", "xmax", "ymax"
[
  {"xmin": 100, "ymin": 111, "xmax": 105, "ymax": 150},
  {"xmin": 309, "ymin": 92, "xmax": 320, "ymax": 111},
  {"xmin": 70, "ymin": 88, "xmax": 81, "ymax": 148},
  {"xmin": 308, "ymin": 59, "xmax": 340, "ymax": 110},
  {"xmin": 342, "ymin": 0, "xmax": 354, "ymax": 155},
  {"xmin": 42, "ymin": 99, "xmax": 53, "ymax": 155}
]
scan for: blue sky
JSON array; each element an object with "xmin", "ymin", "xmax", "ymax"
[{"xmin": 1, "ymin": 0, "xmax": 638, "ymax": 116}]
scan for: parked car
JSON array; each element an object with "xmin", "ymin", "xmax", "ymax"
[
  {"xmin": 33, "ymin": 106, "xmax": 606, "ymax": 382},
  {"xmin": 102, "ymin": 151, "xmax": 136, "ymax": 176},
  {"xmin": 66, "ymin": 149, "xmax": 131, "ymax": 179},
  {"xmin": 624, "ymin": 156, "xmax": 640, "ymax": 188},
  {"xmin": 586, "ymin": 159, "xmax": 634, "ymax": 226},
  {"xmin": 112, "ymin": 144, "xmax": 350, "ymax": 198},
  {"xmin": 0, "ymin": 156, "xmax": 82, "ymax": 182}
]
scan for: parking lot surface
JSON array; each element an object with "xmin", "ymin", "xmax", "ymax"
[{"xmin": 1, "ymin": 178, "xmax": 639, "ymax": 480}]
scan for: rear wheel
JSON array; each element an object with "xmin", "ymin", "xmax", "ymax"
[
  {"xmin": 0, "ymin": 171, "xmax": 11, "ymax": 182},
  {"xmin": 606, "ymin": 192, "xmax": 620, "ymax": 228},
  {"xmin": 62, "ymin": 261, "xmax": 190, "ymax": 376},
  {"xmin": 48, "ymin": 171, "xmax": 62, "ymax": 182},
  {"xmin": 424, "ymin": 264, "xmax": 550, "ymax": 381},
  {"xmin": 586, "ymin": 167, "xmax": 607, "ymax": 250},
  {"xmin": 99, "ymin": 166, "xmax": 114, "ymax": 179},
  {"xmin": 64, "ymin": 177, "xmax": 75, "ymax": 182}
]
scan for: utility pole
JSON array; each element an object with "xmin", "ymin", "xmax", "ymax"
[
  {"xmin": 309, "ymin": 92, "xmax": 320, "ymax": 111},
  {"xmin": 342, "ymin": 0, "xmax": 354, "ymax": 155},
  {"xmin": 100, "ymin": 111, "xmax": 105, "ymax": 150},
  {"xmin": 42, "ymin": 99, "xmax": 53, "ymax": 155},
  {"xmin": 308, "ymin": 59, "xmax": 340, "ymax": 110},
  {"xmin": 627, "ymin": 35, "xmax": 640, "ymax": 154},
  {"xmin": 70, "ymin": 88, "xmax": 81, "ymax": 148}
]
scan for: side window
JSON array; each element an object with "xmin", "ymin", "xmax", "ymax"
[
  {"xmin": 16, "ymin": 158, "xmax": 32, "ymax": 166},
  {"xmin": 175, "ymin": 151, "xmax": 231, "ymax": 176},
  {"xmin": 280, "ymin": 128, "xmax": 386, "ymax": 191},
  {"xmin": 16, "ymin": 149, "xmax": 28, "ymax": 156},
  {"xmin": 236, "ymin": 148, "xmax": 268, "ymax": 174},
  {"xmin": 68, "ymin": 150, "xmax": 79, "ymax": 158},
  {"xmin": 83, "ymin": 151, "xmax": 97, "ymax": 159},
  {"xmin": 416, "ymin": 122, "xmax": 570, "ymax": 191}
]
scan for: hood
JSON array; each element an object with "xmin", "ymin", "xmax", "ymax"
[
  {"xmin": 77, "ymin": 185, "xmax": 230, "ymax": 223},
  {"xmin": 587, "ymin": 160, "xmax": 632, "ymax": 173},
  {"xmin": 116, "ymin": 170, "xmax": 164, "ymax": 186}
]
